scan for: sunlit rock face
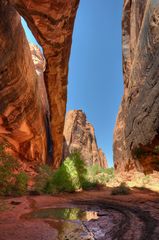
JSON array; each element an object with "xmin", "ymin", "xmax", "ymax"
[
  {"xmin": 1, "ymin": 0, "xmax": 79, "ymax": 168},
  {"xmin": 30, "ymin": 43, "xmax": 53, "ymax": 164},
  {"xmin": 98, "ymin": 148, "xmax": 108, "ymax": 169},
  {"xmin": 114, "ymin": 0, "xmax": 159, "ymax": 173},
  {"xmin": 11, "ymin": 0, "xmax": 80, "ymax": 168},
  {"xmin": 63, "ymin": 110, "xmax": 107, "ymax": 168},
  {"xmin": 0, "ymin": 3, "xmax": 47, "ymax": 165},
  {"xmin": 29, "ymin": 43, "xmax": 49, "ymax": 115}
]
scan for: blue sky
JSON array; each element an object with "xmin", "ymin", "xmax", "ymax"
[{"xmin": 22, "ymin": 0, "xmax": 124, "ymax": 167}]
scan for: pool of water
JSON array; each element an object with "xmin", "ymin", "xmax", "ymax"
[{"xmin": 24, "ymin": 207, "xmax": 99, "ymax": 221}]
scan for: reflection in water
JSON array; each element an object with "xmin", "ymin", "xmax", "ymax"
[
  {"xmin": 58, "ymin": 221, "xmax": 94, "ymax": 240},
  {"xmin": 26, "ymin": 207, "xmax": 99, "ymax": 221},
  {"xmin": 24, "ymin": 207, "xmax": 99, "ymax": 239}
]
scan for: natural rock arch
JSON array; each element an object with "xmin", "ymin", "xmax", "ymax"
[
  {"xmin": 0, "ymin": 0, "xmax": 79, "ymax": 169},
  {"xmin": 1, "ymin": 0, "xmax": 159, "ymax": 173}
]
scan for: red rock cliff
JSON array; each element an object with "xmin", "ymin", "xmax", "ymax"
[
  {"xmin": 0, "ymin": 0, "xmax": 79, "ymax": 168},
  {"xmin": 63, "ymin": 110, "xmax": 108, "ymax": 168},
  {"xmin": 114, "ymin": 0, "xmax": 159, "ymax": 173},
  {"xmin": 0, "ymin": 3, "xmax": 47, "ymax": 164}
]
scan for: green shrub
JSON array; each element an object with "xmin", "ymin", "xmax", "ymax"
[
  {"xmin": 133, "ymin": 147, "xmax": 146, "ymax": 159},
  {"xmin": 79, "ymin": 180, "xmax": 97, "ymax": 190},
  {"xmin": 14, "ymin": 172, "xmax": 28, "ymax": 196},
  {"xmin": 141, "ymin": 175, "xmax": 150, "ymax": 186},
  {"xmin": 153, "ymin": 145, "xmax": 159, "ymax": 154},
  {"xmin": 87, "ymin": 164, "xmax": 101, "ymax": 176},
  {"xmin": 34, "ymin": 165, "xmax": 54, "ymax": 194},
  {"xmin": 0, "ymin": 200, "xmax": 8, "ymax": 212},
  {"xmin": 87, "ymin": 165, "xmax": 114, "ymax": 185},
  {"xmin": 34, "ymin": 152, "xmax": 115, "ymax": 194},
  {"xmin": 0, "ymin": 143, "xmax": 28, "ymax": 196},
  {"xmin": 104, "ymin": 167, "xmax": 114, "ymax": 176},
  {"xmin": 111, "ymin": 182, "xmax": 130, "ymax": 195},
  {"xmin": 34, "ymin": 152, "xmax": 88, "ymax": 194},
  {"xmin": 137, "ymin": 186, "xmax": 147, "ymax": 191},
  {"xmin": 50, "ymin": 152, "xmax": 88, "ymax": 193},
  {"xmin": 103, "ymin": 167, "xmax": 114, "ymax": 182}
]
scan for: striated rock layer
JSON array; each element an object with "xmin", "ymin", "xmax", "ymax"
[
  {"xmin": 12, "ymin": 0, "xmax": 79, "ymax": 168},
  {"xmin": 63, "ymin": 110, "xmax": 107, "ymax": 168},
  {"xmin": 114, "ymin": 0, "xmax": 159, "ymax": 173},
  {"xmin": 0, "ymin": 0, "xmax": 79, "ymax": 168},
  {"xmin": 0, "ymin": 3, "xmax": 47, "ymax": 165}
]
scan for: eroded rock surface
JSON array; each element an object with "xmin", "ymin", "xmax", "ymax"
[
  {"xmin": 114, "ymin": 0, "xmax": 159, "ymax": 173},
  {"xmin": 0, "ymin": 0, "xmax": 79, "ymax": 168},
  {"xmin": 63, "ymin": 110, "xmax": 107, "ymax": 168},
  {"xmin": 0, "ymin": 3, "xmax": 47, "ymax": 166},
  {"xmin": 10, "ymin": 0, "xmax": 79, "ymax": 168}
]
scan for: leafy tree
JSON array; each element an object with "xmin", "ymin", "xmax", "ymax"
[{"xmin": 0, "ymin": 143, "xmax": 28, "ymax": 196}]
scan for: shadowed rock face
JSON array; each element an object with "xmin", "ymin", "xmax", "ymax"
[
  {"xmin": 0, "ymin": 3, "xmax": 47, "ymax": 164},
  {"xmin": 0, "ymin": 0, "xmax": 79, "ymax": 168},
  {"xmin": 63, "ymin": 110, "xmax": 107, "ymax": 168},
  {"xmin": 114, "ymin": 0, "xmax": 159, "ymax": 173}
]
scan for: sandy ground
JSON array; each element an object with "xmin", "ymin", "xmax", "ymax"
[{"xmin": 0, "ymin": 189, "xmax": 159, "ymax": 240}]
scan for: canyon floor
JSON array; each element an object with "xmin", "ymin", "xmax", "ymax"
[{"xmin": 0, "ymin": 188, "xmax": 159, "ymax": 240}]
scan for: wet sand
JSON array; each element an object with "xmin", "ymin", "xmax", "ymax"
[{"xmin": 0, "ymin": 189, "xmax": 159, "ymax": 240}]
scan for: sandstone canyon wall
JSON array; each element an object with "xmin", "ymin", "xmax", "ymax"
[
  {"xmin": 11, "ymin": 0, "xmax": 80, "ymax": 168},
  {"xmin": 63, "ymin": 110, "xmax": 107, "ymax": 168},
  {"xmin": 0, "ymin": 3, "xmax": 47, "ymax": 165},
  {"xmin": 0, "ymin": 0, "xmax": 79, "ymax": 168},
  {"xmin": 114, "ymin": 0, "xmax": 159, "ymax": 173},
  {"xmin": 2, "ymin": 0, "xmax": 158, "ymax": 174}
]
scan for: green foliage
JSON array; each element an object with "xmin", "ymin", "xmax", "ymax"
[
  {"xmin": 14, "ymin": 172, "xmax": 28, "ymax": 196},
  {"xmin": 50, "ymin": 152, "xmax": 88, "ymax": 193},
  {"xmin": 34, "ymin": 165, "xmax": 54, "ymax": 194},
  {"xmin": 0, "ymin": 200, "xmax": 8, "ymax": 212},
  {"xmin": 0, "ymin": 144, "xmax": 28, "ymax": 196},
  {"xmin": 34, "ymin": 152, "xmax": 115, "ymax": 194},
  {"xmin": 111, "ymin": 182, "xmax": 130, "ymax": 195},
  {"xmin": 141, "ymin": 175, "xmax": 150, "ymax": 186},
  {"xmin": 104, "ymin": 167, "xmax": 114, "ymax": 175},
  {"xmin": 34, "ymin": 152, "xmax": 89, "ymax": 194},
  {"xmin": 103, "ymin": 167, "xmax": 114, "ymax": 182},
  {"xmin": 137, "ymin": 186, "xmax": 147, "ymax": 191},
  {"xmin": 81, "ymin": 180, "xmax": 97, "ymax": 190},
  {"xmin": 153, "ymin": 145, "xmax": 159, "ymax": 154},
  {"xmin": 133, "ymin": 147, "xmax": 146, "ymax": 159},
  {"xmin": 87, "ymin": 165, "xmax": 114, "ymax": 185},
  {"xmin": 31, "ymin": 208, "xmax": 82, "ymax": 220},
  {"xmin": 152, "ymin": 155, "xmax": 159, "ymax": 165},
  {"xmin": 87, "ymin": 164, "xmax": 101, "ymax": 176}
]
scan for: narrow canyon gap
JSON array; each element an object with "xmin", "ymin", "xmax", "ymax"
[{"xmin": 0, "ymin": 0, "xmax": 159, "ymax": 173}]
